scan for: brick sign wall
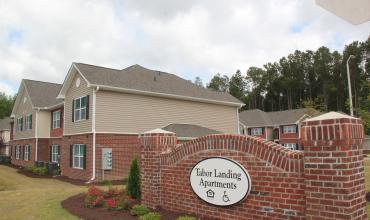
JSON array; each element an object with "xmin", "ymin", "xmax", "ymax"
[{"xmin": 140, "ymin": 114, "xmax": 367, "ymax": 220}]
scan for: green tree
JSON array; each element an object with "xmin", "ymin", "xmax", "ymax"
[
  {"xmin": 229, "ymin": 70, "xmax": 246, "ymax": 100},
  {"xmin": 207, "ymin": 73, "xmax": 229, "ymax": 92},
  {"xmin": 193, "ymin": 77, "xmax": 204, "ymax": 87},
  {"xmin": 126, "ymin": 158, "xmax": 141, "ymax": 199},
  {"xmin": 0, "ymin": 92, "xmax": 15, "ymax": 119}
]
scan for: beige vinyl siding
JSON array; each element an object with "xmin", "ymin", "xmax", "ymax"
[
  {"xmin": 13, "ymin": 85, "xmax": 36, "ymax": 140},
  {"xmin": 265, "ymin": 127, "xmax": 274, "ymax": 140},
  {"xmin": 64, "ymin": 72, "xmax": 92, "ymax": 135},
  {"xmin": 96, "ymin": 90, "xmax": 238, "ymax": 134},
  {"xmin": 37, "ymin": 110, "xmax": 51, "ymax": 138},
  {"xmin": 1, "ymin": 130, "xmax": 10, "ymax": 143}
]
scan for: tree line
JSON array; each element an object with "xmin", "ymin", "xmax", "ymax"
[
  {"xmin": 195, "ymin": 37, "xmax": 370, "ymax": 134},
  {"xmin": 0, "ymin": 93, "xmax": 15, "ymax": 119}
]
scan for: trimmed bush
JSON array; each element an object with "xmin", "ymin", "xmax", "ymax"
[
  {"xmin": 177, "ymin": 216, "xmax": 198, "ymax": 220},
  {"xmin": 25, "ymin": 165, "xmax": 36, "ymax": 173},
  {"xmin": 130, "ymin": 205, "xmax": 150, "ymax": 216},
  {"xmin": 126, "ymin": 158, "xmax": 141, "ymax": 199},
  {"xmin": 139, "ymin": 212, "xmax": 160, "ymax": 220},
  {"xmin": 34, "ymin": 167, "xmax": 48, "ymax": 175}
]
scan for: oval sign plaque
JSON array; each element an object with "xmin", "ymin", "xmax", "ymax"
[{"xmin": 189, "ymin": 157, "xmax": 251, "ymax": 206}]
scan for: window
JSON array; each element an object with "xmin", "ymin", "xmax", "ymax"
[
  {"xmin": 25, "ymin": 114, "xmax": 32, "ymax": 130},
  {"xmin": 15, "ymin": 145, "xmax": 21, "ymax": 159},
  {"xmin": 53, "ymin": 111, "xmax": 61, "ymax": 129},
  {"xmin": 251, "ymin": 128, "xmax": 263, "ymax": 136},
  {"xmin": 73, "ymin": 144, "xmax": 85, "ymax": 169},
  {"xmin": 51, "ymin": 145, "xmax": 60, "ymax": 163},
  {"xmin": 284, "ymin": 143, "xmax": 297, "ymax": 150},
  {"xmin": 283, "ymin": 125, "xmax": 297, "ymax": 134},
  {"xmin": 17, "ymin": 117, "xmax": 23, "ymax": 131},
  {"xmin": 73, "ymin": 96, "xmax": 87, "ymax": 122},
  {"xmin": 24, "ymin": 145, "xmax": 30, "ymax": 161}
]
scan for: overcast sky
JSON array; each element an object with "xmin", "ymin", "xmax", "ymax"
[{"xmin": 0, "ymin": 0, "xmax": 369, "ymax": 95}]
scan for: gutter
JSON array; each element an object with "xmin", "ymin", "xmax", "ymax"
[{"xmin": 89, "ymin": 86, "xmax": 99, "ymax": 182}]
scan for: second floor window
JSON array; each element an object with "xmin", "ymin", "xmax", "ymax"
[
  {"xmin": 284, "ymin": 143, "xmax": 297, "ymax": 150},
  {"xmin": 53, "ymin": 111, "xmax": 61, "ymax": 129},
  {"xmin": 25, "ymin": 114, "xmax": 32, "ymax": 130},
  {"xmin": 73, "ymin": 96, "xmax": 87, "ymax": 122},
  {"xmin": 17, "ymin": 117, "xmax": 23, "ymax": 131},
  {"xmin": 251, "ymin": 128, "xmax": 263, "ymax": 136},
  {"xmin": 283, "ymin": 125, "xmax": 297, "ymax": 134}
]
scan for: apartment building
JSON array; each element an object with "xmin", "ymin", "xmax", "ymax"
[
  {"xmin": 239, "ymin": 108, "xmax": 319, "ymax": 150},
  {"xmin": 10, "ymin": 62, "xmax": 243, "ymax": 181}
]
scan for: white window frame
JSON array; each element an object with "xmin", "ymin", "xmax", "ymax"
[
  {"xmin": 25, "ymin": 114, "xmax": 32, "ymax": 130},
  {"xmin": 73, "ymin": 96, "xmax": 87, "ymax": 122},
  {"xmin": 251, "ymin": 127, "xmax": 263, "ymax": 136},
  {"xmin": 284, "ymin": 143, "xmax": 297, "ymax": 150},
  {"xmin": 52, "ymin": 145, "xmax": 59, "ymax": 163},
  {"xmin": 24, "ymin": 145, "xmax": 30, "ymax": 161},
  {"xmin": 53, "ymin": 111, "xmax": 61, "ymax": 129},
  {"xmin": 16, "ymin": 145, "xmax": 21, "ymax": 159},
  {"xmin": 283, "ymin": 125, "xmax": 297, "ymax": 134},
  {"xmin": 73, "ymin": 144, "xmax": 84, "ymax": 169},
  {"xmin": 17, "ymin": 117, "xmax": 23, "ymax": 131}
]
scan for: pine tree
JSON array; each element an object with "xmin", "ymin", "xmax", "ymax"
[{"xmin": 126, "ymin": 158, "xmax": 141, "ymax": 199}]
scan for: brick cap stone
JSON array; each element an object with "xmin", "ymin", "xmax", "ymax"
[
  {"xmin": 305, "ymin": 111, "xmax": 356, "ymax": 121},
  {"xmin": 143, "ymin": 128, "xmax": 175, "ymax": 134}
]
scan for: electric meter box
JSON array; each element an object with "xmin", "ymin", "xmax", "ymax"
[{"xmin": 102, "ymin": 148, "xmax": 112, "ymax": 170}]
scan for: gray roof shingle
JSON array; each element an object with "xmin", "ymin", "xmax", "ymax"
[
  {"xmin": 239, "ymin": 108, "xmax": 320, "ymax": 127},
  {"xmin": 0, "ymin": 117, "xmax": 11, "ymax": 131},
  {"xmin": 162, "ymin": 123, "xmax": 221, "ymax": 138},
  {"xmin": 23, "ymin": 79, "xmax": 63, "ymax": 108},
  {"xmin": 74, "ymin": 63, "xmax": 242, "ymax": 105}
]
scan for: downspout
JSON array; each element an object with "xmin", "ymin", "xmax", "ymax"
[
  {"xmin": 35, "ymin": 109, "xmax": 39, "ymax": 161},
  {"xmin": 90, "ymin": 86, "xmax": 99, "ymax": 181},
  {"xmin": 236, "ymin": 107, "xmax": 240, "ymax": 134}
]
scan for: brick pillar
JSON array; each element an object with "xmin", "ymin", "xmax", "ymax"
[
  {"xmin": 301, "ymin": 112, "xmax": 367, "ymax": 220},
  {"xmin": 139, "ymin": 129, "xmax": 177, "ymax": 209}
]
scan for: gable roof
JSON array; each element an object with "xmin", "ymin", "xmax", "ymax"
[
  {"xmin": 58, "ymin": 63, "xmax": 243, "ymax": 107},
  {"xmin": 0, "ymin": 117, "xmax": 11, "ymax": 131},
  {"xmin": 23, "ymin": 79, "xmax": 63, "ymax": 108},
  {"xmin": 162, "ymin": 123, "xmax": 221, "ymax": 138},
  {"xmin": 239, "ymin": 109, "xmax": 272, "ymax": 127},
  {"xmin": 239, "ymin": 108, "xmax": 320, "ymax": 127}
]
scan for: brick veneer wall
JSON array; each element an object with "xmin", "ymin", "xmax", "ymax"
[
  {"xmin": 140, "ymin": 115, "xmax": 367, "ymax": 220},
  {"xmin": 141, "ymin": 134, "xmax": 305, "ymax": 219},
  {"xmin": 10, "ymin": 138, "xmax": 36, "ymax": 167},
  {"xmin": 60, "ymin": 133, "xmax": 140, "ymax": 181},
  {"xmin": 301, "ymin": 118, "xmax": 367, "ymax": 219}
]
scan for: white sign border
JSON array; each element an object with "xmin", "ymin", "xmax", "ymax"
[{"xmin": 189, "ymin": 157, "xmax": 252, "ymax": 207}]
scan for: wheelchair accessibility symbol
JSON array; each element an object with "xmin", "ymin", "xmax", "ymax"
[{"xmin": 222, "ymin": 191, "xmax": 230, "ymax": 203}]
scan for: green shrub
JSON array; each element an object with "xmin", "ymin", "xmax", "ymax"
[
  {"xmin": 101, "ymin": 180, "xmax": 112, "ymax": 187},
  {"xmin": 34, "ymin": 167, "xmax": 48, "ymax": 175},
  {"xmin": 25, "ymin": 165, "xmax": 36, "ymax": 173},
  {"xmin": 126, "ymin": 158, "xmax": 141, "ymax": 199},
  {"xmin": 177, "ymin": 216, "xmax": 198, "ymax": 220},
  {"xmin": 130, "ymin": 205, "xmax": 150, "ymax": 216},
  {"xmin": 51, "ymin": 168, "xmax": 60, "ymax": 176},
  {"xmin": 139, "ymin": 212, "xmax": 160, "ymax": 220}
]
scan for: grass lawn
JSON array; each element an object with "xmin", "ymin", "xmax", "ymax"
[{"xmin": 0, "ymin": 165, "xmax": 122, "ymax": 220}]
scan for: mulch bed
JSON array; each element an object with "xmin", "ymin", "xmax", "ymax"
[{"xmin": 62, "ymin": 193, "xmax": 195, "ymax": 220}]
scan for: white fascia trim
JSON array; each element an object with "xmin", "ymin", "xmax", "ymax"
[
  {"xmin": 90, "ymin": 84, "xmax": 244, "ymax": 107},
  {"xmin": 295, "ymin": 114, "xmax": 309, "ymax": 124},
  {"xmin": 34, "ymin": 102, "xmax": 64, "ymax": 111},
  {"xmin": 11, "ymin": 137, "xmax": 36, "ymax": 141},
  {"xmin": 57, "ymin": 63, "xmax": 91, "ymax": 99}
]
